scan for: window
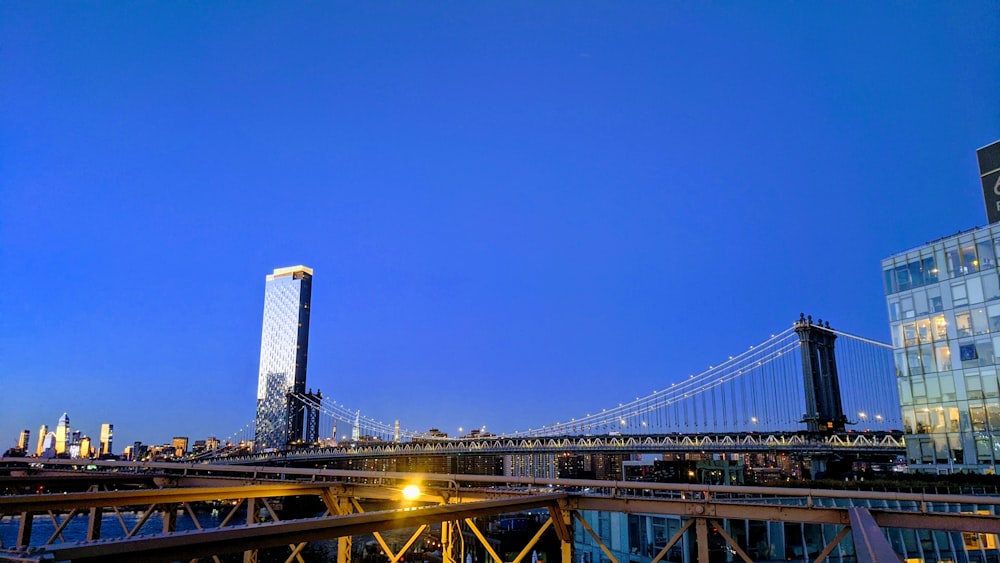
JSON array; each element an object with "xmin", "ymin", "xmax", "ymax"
[
  {"xmin": 953, "ymin": 282, "xmax": 969, "ymax": 306},
  {"xmin": 973, "ymin": 308, "xmax": 989, "ymax": 334},
  {"xmin": 901, "ymin": 408, "xmax": 914, "ymax": 433},
  {"xmin": 935, "ymin": 345, "xmax": 952, "ymax": 372},
  {"xmin": 923, "ymin": 256, "xmax": 939, "ymax": 284},
  {"xmin": 962, "ymin": 244, "xmax": 980, "ymax": 274},
  {"xmin": 902, "ymin": 323, "xmax": 918, "ymax": 346},
  {"xmin": 961, "ymin": 343, "xmax": 979, "ymax": 362},
  {"xmin": 914, "ymin": 290, "xmax": 929, "ymax": 315},
  {"xmin": 940, "ymin": 375, "xmax": 957, "ymax": 400},
  {"xmin": 915, "ymin": 410, "xmax": 931, "ymax": 434},
  {"xmin": 957, "ymin": 312, "xmax": 973, "ymax": 337},
  {"xmin": 985, "ymin": 272, "xmax": 1000, "ymax": 301},
  {"xmin": 908, "ymin": 349, "xmax": 924, "ymax": 375},
  {"xmin": 922, "ymin": 347, "xmax": 936, "ymax": 374},
  {"xmin": 933, "ymin": 315, "xmax": 948, "ymax": 339},
  {"xmin": 984, "ymin": 373, "xmax": 1000, "ymax": 398},
  {"xmin": 978, "ymin": 340, "xmax": 995, "ymax": 365},
  {"xmin": 946, "ymin": 407, "xmax": 960, "ymax": 432},
  {"xmin": 967, "ymin": 375, "xmax": 984, "ymax": 400},
  {"xmin": 928, "ymin": 286, "xmax": 944, "ymax": 312},
  {"xmin": 947, "ymin": 249, "xmax": 962, "ymax": 276},
  {"xmin": 969, "ymin": 277, "xmax": 985, "ymax": 304},
  {"xmin": 982, "ymin": 240, "xmax": 998, "ymax": 269}
]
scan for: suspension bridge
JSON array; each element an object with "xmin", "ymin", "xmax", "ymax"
[{"xmin": 210, "ymin": 315, "xmax": 901, "ymax": 463}]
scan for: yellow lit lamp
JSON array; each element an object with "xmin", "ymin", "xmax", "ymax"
[{"xmin": 402, "ymin": 484, "xmax": 422, "ymax": 500}]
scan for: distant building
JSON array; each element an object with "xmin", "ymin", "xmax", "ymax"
[
  {"xmin": 35, "ymin": 425, "xmax": 47, "ymax": 456},
  {"xmin": 54, "ymin": 413, "xmax": 70, "ymax": 455},
  {"xmin": 41, "ymin": 432, "xmax": 56, "ymax": 456},
  {"xmin": 172, "ymin": 437, "xmax": 189, "ymax": 457},
  {"xmin": 206, "ymin": 436, "xmax": 220, "ymax": 451},
  {"xmin": 882, "ymin": 139, "xmax": 1000, "ymax": 473},
  {"xmin": 99, "ymin": 423, "xmax": 113, "ymax": 455},
  {"xmin": 17, "ymin": 430, "xmax": 30, "ymax": 452},
  {"xmin": 254, "ymin": 266, "xmax": 313, "ymax": 450},
  {"xmin": 79, "ymin": 437, "xmax": 92, "ymax": 459}
]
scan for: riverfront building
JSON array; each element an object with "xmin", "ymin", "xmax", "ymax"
[
  {"xmin": 99, "ymin": 423, "xmax": 113, "ymax": 456},
  {"xmin": 254, "ymin": 265, "xmax": 314, "ymax": 451},
  {"xmin": 882, "ymin": 140, "xmax": 1000, "ymax": 473}
]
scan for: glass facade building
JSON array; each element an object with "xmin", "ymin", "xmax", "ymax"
[
  {"xmin": 883, "ymin": 225, "xmax": 1000, "ymax": 473},
  {"xmin": 254, "ymin": 265, "xmax": 313, "ymax": 451}
]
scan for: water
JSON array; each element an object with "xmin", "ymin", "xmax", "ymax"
[{"xmin": 0, "ymin": 505, "xmax": 232, "ymax": 547}]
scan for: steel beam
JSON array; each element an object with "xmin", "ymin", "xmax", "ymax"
[
  {"xmin": 29, "ymin": 493, "xmax": 567, "ymax": 563},
  {"xmin": 848, "ymin": 507, "xmax": 902, "ymax": 563}
]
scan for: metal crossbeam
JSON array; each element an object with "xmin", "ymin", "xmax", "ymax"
[{"xmin": 26, "ymin": 494, "xmax": 567, "ymax": 563}]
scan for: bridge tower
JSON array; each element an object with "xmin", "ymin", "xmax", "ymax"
[{"xmin": 795, "ymin": 314, "xmax": 848, "ymax": 433}]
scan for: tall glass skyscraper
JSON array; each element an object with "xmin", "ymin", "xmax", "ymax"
[
  {"xmin": 254, "ymin": 265, "xmax": 313, "ymax": 451},
  {"xmin": 882, "ymin": 140, "xmax": 1000, "ymax": 473}
]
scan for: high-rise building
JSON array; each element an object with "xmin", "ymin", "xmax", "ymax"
[
  {"xmin": 17, "ymin": 430, "xmax": 30, "ymax": 452},
  {"xmin": 254, "ymin": 265, "xmax": 313, "ymax": 451},
  {"xmin": 55, "ymin": 413, "xmax": 70, "ymax": 455},
  {"xmin": 882, "ymin": 140, "xmax": 1000, "ymax": 473},
  {"xmin": 41, "ymin": 432, "xmax": 56, "ymax": 455},
  {"xmin": 35, "ymin": 425, "xmax": 47, "ymax": 456},
  {"xmin": 79, "ymin": 437, "xmax": 92, "ymax": 459},
  {"xmin": 99, "ymin": 424, "xmax": 113, "ymax": 455}
]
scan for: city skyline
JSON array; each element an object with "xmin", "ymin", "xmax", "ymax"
[{"xmin": 1, "ymin": 4, "xmax": 999, "ymax": 448}]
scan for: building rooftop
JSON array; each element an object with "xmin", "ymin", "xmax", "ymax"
[{"xmin": 266, "ymin": 265, "xmax": 313, "ymax": 281}]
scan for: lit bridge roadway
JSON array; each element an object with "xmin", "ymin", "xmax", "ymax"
[
  {"xmin": 3, "ymin": 459, "xmax": 997, "ymax": 563},
  {"xmin": 210, "ymin": 432, "xmax": 906, "ymax": 466}
]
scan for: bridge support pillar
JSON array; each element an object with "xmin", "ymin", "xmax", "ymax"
[
  {"xmin": 337, "ymin": 497, "xmax": 353, "ymax": 563},
  {"xmin": 16, "ymin": 512, "xmax": 32, "ymax": 547},
  {"xmin": 561, "ymin": 510, "xmax": 573, "ymax": 563},
  {"xmin": 244, "ymin": 498, "xmax": 259, "ymax": 563},
  {"xmin": 161, "ymin": 503, "xmax": 176, "ymax": 534},
  {"xmin": 795, "ymin": 314, "xmax": 847, "ymax": 433},
  {"xmin": 695, "ymin": 519, "xmax": 709, "ymax": 563},
  {"xmin": 87, "ymin": 507, "xmax": 103, "ymax": 541},
  {"xmin": 442, "ymin": 520, "xmax": 456, "ymax": 563}
]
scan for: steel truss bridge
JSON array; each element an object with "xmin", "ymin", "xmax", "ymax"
[
  {"xmin": 2, "ymin": 459, "xmax": 999, "ymax": 563},
  {"xmin": 216, "ymin": 432, "xmax": 906, "ymax": 466}
]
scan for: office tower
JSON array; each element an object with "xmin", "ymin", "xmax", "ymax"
[
  {"xmin": 35, "ymin": 425, "xmax": 47, "ymax": 456},
  {"xmin": 882, "ymin": 139, "xmax": 1000, "ymax": 473},
  {"xmin": 55, "ymin": 413, "xmax": 70, "ymax": 455},
  {"xmin": 41, "ymin": 432, "xmax": 56, "ymax": 455},
  {"xmin": 79, "ymin": 437, "xmax": 92, "ymax": 459},
  {"xmin": 172, "ymin": 437, "xmax": 189, "ymax": 457},
  {"xmin": 17, "ymin": 430, "xmax": 30, "ymax": 452},
  {"xmin": 99, "ymin": 424, "xmax": 113, "ymax": 455},
  {"xmin": 254, "ymin": 266, "xmax": 313, "ymax": 451}
]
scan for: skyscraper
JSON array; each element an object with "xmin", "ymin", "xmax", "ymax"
[
  {"xmin": 17, "ymin": 430, "xmax": 30, "ymax": 452},
  {"xmin": 254, "ymin": 265, "xmax": 313, "ymax": 451},
  {"xmin": 99, "ymin": 423, "xmax": 113, "ymax": 456},
  {"xmin": 55, "ymin": 413, "xmax": 70, "ymax": 455},
  {"xmin": 882, "ymin": 140, "xmax": 1000, "ymax": 473},
  {"xmin": 35, "ymin": 424, "xmax": 47, "ymax": 456}
]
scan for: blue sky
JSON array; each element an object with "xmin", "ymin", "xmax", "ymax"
[{"xmin": 1, "ymin": 3, "xmax": 998, "ymax": 449}]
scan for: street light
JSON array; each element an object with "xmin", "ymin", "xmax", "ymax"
[{"xmin": 402, "ymin": 484, "xmax": 421, "ymax": 500}]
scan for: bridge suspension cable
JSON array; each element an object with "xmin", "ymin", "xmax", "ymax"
[{"xmin": 508, "ymin": 323, "xmax": 899, "ymax": 438}]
